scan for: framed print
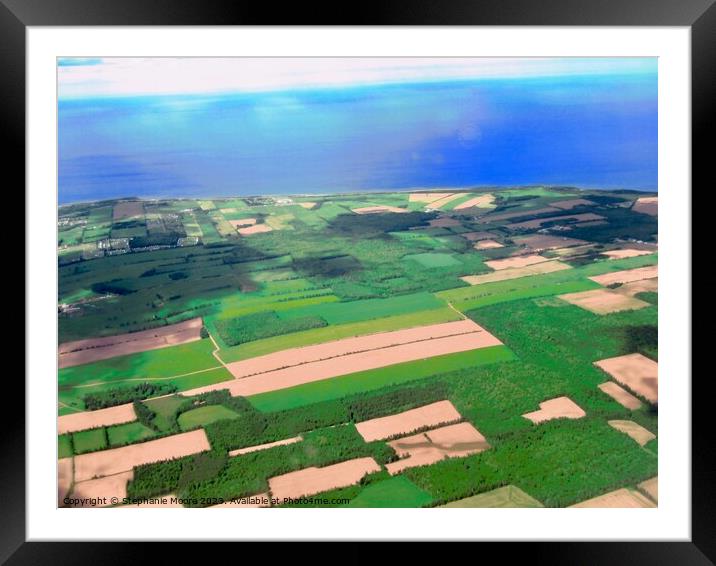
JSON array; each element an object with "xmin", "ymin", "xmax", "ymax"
[{"xmin": 7, "ymin": 0, "xmax": 710, "ymax": 561}]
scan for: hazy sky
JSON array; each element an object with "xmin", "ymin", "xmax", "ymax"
[{"xmin": 58, "ymin": 57, "xmax": 657, "ymax": 99}]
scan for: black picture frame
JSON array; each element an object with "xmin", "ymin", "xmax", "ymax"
[{"xmin": 6, "ymin": 0, "xmax": 708, "ymax": 562}]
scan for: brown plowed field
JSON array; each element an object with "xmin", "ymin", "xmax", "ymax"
[
  {"xmin": 73, "ymin": 429, "xmax": 210, "ymax": 482},
  {"xmin": 594, "ymin": 353, "xmax": 658, "ymax": 404},
  {"xmin": 632, "ymin": 196, "xmax": 658, "ymax": 216},
  {"xmin": 522, "ymin": 396, "xmax": 585, "ymax": 424},
  {"xmin": 58, "ymin": 458, "xmax": 73, "ymax": 506},
  {"xmin": 598, "ymin": 382, "xmax": 643, "ymax": 410},
  {"xmin": 474, "ymin": 239, "xmax": 503, "ymax": 250},
  {"xmin": 69, "ymin": 471, "xmax": 134, "ymax": 507},
  {"xmin": 453, "ymin": 194, "xmax": 495, "ymax": 209},
  {"xmin": 269, "ymin": 457, "xmax": 381, "ymax": 501},
  {"xmin": 513, "ymin": 234, "xmax": 586, "ymax": 251},
  {"xmin": 355, "ymin": 400, "xmax": 462, "ymax": 442},
  {"xmin": 58, "ymin": 318, "xmax": 203, "ymax": 368},
  {"xmin": 386, "ymin": 422, "xmax": 489, "ymax": 475},
  {"xmin": 238, "ymin": 224, "xmax": 273, "ymax": 235},
  {"xmin": 59, "ymin": 403, "xmax": 137, "ymax": 435}
]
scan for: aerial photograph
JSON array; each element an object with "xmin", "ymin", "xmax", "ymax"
[{"xmin": 57, "ymin": 57, "xmax": 658, "ymax": 509}]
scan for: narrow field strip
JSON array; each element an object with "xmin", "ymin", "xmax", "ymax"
[
  {"xmin": 223, "ymin": 319, "xmax": 488, "ymax": 379},
  {"xmin": 184, "ymin": 330, "xmax": 502, "ymax": 398}
]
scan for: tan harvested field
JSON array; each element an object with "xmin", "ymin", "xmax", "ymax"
[
  {"xmin": 352, "ymin": 205, "xmax": 408, "ymax": 214},
  {"xmin": 229, "ymin": 436, "xmax": 303, "ymax": 457},
  {"xmin": 460, "ymin": 231, "xmax": 495, "ymax": 241},
  {"xmin": 453, "ymin": 194, "xmax": 496, "ymax": 210},
  {"xmin": 58, "ymin": 457, "xmax": 73, "ymax": 506},
  {"xmin": 598, "ymin": 382, "xmax": 643, "ymax": 410},
  {"xmin": 589, "ymin": 265, "xmax": 658, "ymax": 286},
  {"xmin": 608, "ymin": 420, "xmax": 656, "ymax": 446},
  {"xmin": 58, "ymin": 317, "xmax": 203, "ymax": 368},
  {"xmin": 474, "ymin": 239, "xmax": 504, "ymax": 250},
  {"xmin": 508, "ymin": 212, "xmax": 605, "ymax": 230},
  {"xmin": 569, "ymin": 488, "xmax": 656, "ymax": 508},
  {"xmin": 223, "ymin": 319, "xmax": 491, "ymax": 379},
  {"xmin": 429, "ymin": 217, "xmax": 461, "ymax": 228},
  {"xmin": 485, "ymin": 253, "xmax": 550, "ymax": 270},
  {"xmin": 69, "ymin": 471, "xmax": 134, "ymax": 507},
  {"xmin": 550, "ymin": 244, "xmax": 598, "ymax": 257},
  {"xmin": 219, "ymin": 208, "xmax": 238, "ymax": 214},
  {"xmin": 386, "ymin": 422, "xmax": 489, "ymax": 475},
  {"xmin": 482, "ymin": 206, "xmax": 561, "ymax": 222},
  {"xmin": 637, "ymin": 477, "xmax": 658, "ymax": 503},
  {"xmin": 425, "ymin": 193, "xmax": 465, "ymax": 210},
  {"xmin": 355, "ymin": 400, "xmax": 462, "ymax": 442},
  {"xmin": 594, "ymin": 353, "xmax": 658, "ymax": 404},
  {"xmin": 59, "ymin": 403, "xmax": 137, "ymax": 435},
  {"xmin": 238, "ymin": 223, "xmax": 273, "ymax": 235},
  {"xmin": 550, "ymin": 198, "xmax": 596, "ymax": 210},
  {"xmin": 615, "ymin": 277, "xmax": 658, "ymax": 297},
  {"xmin": 298, "ymin": 202, "xmax": 317, "ymax": 209},
  {"xmin": 187, "ymin": 324, "xmax": 502, "ymax": 398},
  {"xmin": 409, "ymin": 192, "xmax": 454, "ymax": 203},
  {"xmin": 602, "ymin": 248, "xmax": 653, "ymax": 259},
  {"xmin": 210, "ymin": 493, "xmax": 271, "ymax": 507},
  {"xmin": 558, "ymin": 289, "xmax": 650, "ymax": 315},
  {"xmin": 73, "ymin": 429, "xmax": 210, "ymax": 482},
  {"xmin": 513, "ymin": 234, "xmax": 586, "ymax": 251},
  {"xmin": 112, "ymin": 201, "xmax": 144, "ymax": 221},
  {"xmin": 440, "ymin": 485, "xmax": 544, "ymax": 508},
  {"xmin": 229, "ymin": 218, "xmax": 257, "ymax": 227},
  {"xmin": 523, "ymin": 396, "xmax": 585, "ymax": 424},
  {"xmin": 633, "ymin": 196, "xmax": 658, "ymax": 216},
  {"xmin": 269, "ymin": 457, "xmax": 381, "ymax": 501},
  {"xmin": 461, "ymin": 260, "xmax": 571, "ymax": 286}
]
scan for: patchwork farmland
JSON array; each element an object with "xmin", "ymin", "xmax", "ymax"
[{"xmin": 58, "ymin": 187, "xmax": 658, "ymax": 508}]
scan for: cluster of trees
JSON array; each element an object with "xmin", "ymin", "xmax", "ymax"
[
  {"xmin": 214, "ymin": 311, "xmax": 327, "ymax": 347},
  {"xmin": 327, "ymin": 211, "xmax": 432, "ymax": 238},
  {"xmin": 83, "ymin": 382, "xmax": 178, "ymax": 410}
]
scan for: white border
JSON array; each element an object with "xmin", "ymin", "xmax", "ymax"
[{"xmin": 27, "ymin": 27, "xmax": 691, "ymax": 541}]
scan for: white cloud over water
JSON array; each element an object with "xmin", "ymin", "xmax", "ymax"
[{"xmin": 58, "ymin": 57, "xmax": 656, "ymax": 99}]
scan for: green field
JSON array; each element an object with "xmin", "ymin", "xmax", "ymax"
[
  {"xmin": 403, "ymin": 253, "xmax": 462, "ymax": 268},
  {"xmin": 177, "ymin": 405, "xmax": 240, "ymax": 431},
  {"xmin": 107, "ymin": 421, "xmax": 157, "ymax": 447},
  {"xmin": 278, "ymin": 292, "xmax": 446, "ymax": 325},
  {"xmin": 72, "ymin": 428, "xmax": 108, "ymax": 454},
  {"xmin": 346, "ymin": 476, "xmax": 433, "ymax": 508},
  {"xmin": 248, "ymin": 345, "xmax": 516, "ymax": 412},
  {"xmin": 58, "ymin": 339, "xmax": 232, "ymax": 413},
  {"xmin": 58, "ymin": 434, "xmax": 73, "ymax": 459}
]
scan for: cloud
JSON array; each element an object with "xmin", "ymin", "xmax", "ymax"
[{"xmin": 58, "ymin": 57, "xmax": 656, "ymax": 100}]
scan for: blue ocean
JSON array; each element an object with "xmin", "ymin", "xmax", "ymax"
[{"xmin": 58, "ymin": 74, "xmax": 657, "ymax": 204}]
